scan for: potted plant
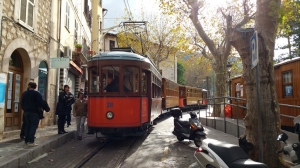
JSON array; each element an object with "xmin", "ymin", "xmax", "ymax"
[{"xmin": 75, "ymin": 44, "xmax": 82, "ymax": 52}]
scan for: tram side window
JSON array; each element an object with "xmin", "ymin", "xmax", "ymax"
[
  {"xmin": 142, "ymin": 71, "xmax": 147, "ymax": 94},
  {"xmin": 283, "ymin": 71, "xmax": 293, "ymax": 96},
  {"xmin": 102, "ymin": 66, "xmax": 120, "ymax": 92},
  {"xmin": 123, "ymin": 66, "xmax": 139, "ymax": 93},
  {"xmin": 89, "ymin": 67, "xmax": 99, "ymax": 93}
]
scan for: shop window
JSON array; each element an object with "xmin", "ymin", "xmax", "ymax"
[
  {"xmin": 123, "ymin": 66, "xmax": 139, "ymax": 93},
  {"xmin": 89, "ymin": 67, "xmax": 99, "ymax": 93},
  {"xmin": 38, "ymin": 61, "xmax": 48, "ymax": 100},
  {"xmin": 283, "ymin": 71, "xmax": 292, "ymax": 96},
  {"xmin": 235, "ymin": 83, "xmax": 241, "ymax": 98},
  {"xmin": 102, "ymin": 66, "xmax": 120, "ymax": 92}
]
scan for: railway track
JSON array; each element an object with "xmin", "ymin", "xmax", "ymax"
[{"xmin": 74, "ymin": 136, "xmax": 138, "ymax": 168}]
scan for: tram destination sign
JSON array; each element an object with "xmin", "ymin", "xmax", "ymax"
[{"xmin": 50, "ymin": 58, "xmax": 70, "ymax": 68}]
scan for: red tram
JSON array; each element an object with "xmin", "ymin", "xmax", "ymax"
[{"xmin": 87, "ymin": 51, "xmax": 162, "ymax": 136}]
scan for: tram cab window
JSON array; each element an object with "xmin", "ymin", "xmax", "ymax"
[
  {"xmin": 89, "ymin": 67, "xmax": 99, "ymax": 93},
  {"xmin": 102, "ymin": 66, "xmax": 120, "ymax": 92},
  {"xmin": 123, "ymin": 66, "xmax": 139, "ymax": 93}
]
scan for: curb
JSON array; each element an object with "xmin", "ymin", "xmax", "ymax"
[{"xmin": 0, "ymin": 131, "xmax": 75, "ymax": 168}]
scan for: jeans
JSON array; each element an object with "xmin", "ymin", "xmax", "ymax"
[
  {"xmin": 76, "ymin": 116, "xmax": 86, "ymax": 136},
  {"xmin": 24, "ymin": 112, "xmax": 40, "ymax": 143},
  {"xmin": 20, "ymin": 114, "xmax": 26, "ymax": 137},
  {"xmin": 58, "ymin": 115, "xmax": 66, "ymax": 132},
  {"xmin": 66, "ymin": 112, "xmax": 71, "ymax": 125}
]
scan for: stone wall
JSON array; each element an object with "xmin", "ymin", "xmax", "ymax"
[
  {"xmin": 0, "ymin": 0, "xmax": 54, "ymax": 130},
  {"xmin": 1, "ymin": 0, "xmax": 51, "ymax": 61}
]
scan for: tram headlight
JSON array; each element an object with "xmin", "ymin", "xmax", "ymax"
[{"xmin": 106, "ymin": 111, "xmax": 114, "ymax": 119}]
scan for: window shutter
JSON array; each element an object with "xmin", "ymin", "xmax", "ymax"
[
  {"xmin": 27, "ymin": 2, "xmax": 34, "ymax": 27},
  {"xmin": 20, "ymin": 0, "xmax": 27, "ymax": 23}
]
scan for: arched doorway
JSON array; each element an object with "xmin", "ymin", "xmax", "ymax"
[
  {"xmin": 38, "ymin": 61, "xmax": 48, "ymax": 100},
  {"xmin": 5, "ymin": 50, "xmax": 23, "ymax": 131}
]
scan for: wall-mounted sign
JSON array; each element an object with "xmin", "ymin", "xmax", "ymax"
[
  {"xmin": 0, "ymin": 73, "xmax": 7, "ymax": 108},
  {"xmin": 50, "ymin": 58, "xmax": 70, "ymax": 69}
]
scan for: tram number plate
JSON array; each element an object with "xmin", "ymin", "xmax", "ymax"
[{"xmin": 107, "ymin": 102, "xmax": 113, "ymax": 108}]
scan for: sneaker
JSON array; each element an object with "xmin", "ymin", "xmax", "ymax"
[
  {"xmin": 27, "ymin": 142, "xmax": 38, "ymax": 147},
  {"xmin": 20, "ymin": 135, "xmax": 25, "ymax": 140}
]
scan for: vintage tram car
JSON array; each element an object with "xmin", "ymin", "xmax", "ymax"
[
  {"xmin": 87, "ymin": 51, "xmax": 162, "ymax": 136},
  {"xmin": 230, "ymin": 57, "xmax": 300, "ymax": 128}
]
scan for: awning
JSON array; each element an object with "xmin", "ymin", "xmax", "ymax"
[{"xmin": 70, "ymin": 61, "xmax": 83, "ymax": 74}]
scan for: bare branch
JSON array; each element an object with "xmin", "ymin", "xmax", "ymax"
[
  {"xmin": 234, "ymin": 0, "xmax": 255, "ymax": 29},
  {"xmin": 186, "ymin": 0, "xmax": 217, "ymax": 56},
  {"xmin": 224, "ymin": 15, "xmax": 232, "ymax": 57}
]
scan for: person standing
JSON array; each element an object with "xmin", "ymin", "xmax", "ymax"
[
  {"xmin": 66, "ymin": 90, "xmax": 75, "ymax": 127},
  {"xmin": 56, "ymin": 85, "xmax": 74, "ymax": 134},
  {"xmin": 73, "ymin": 92, "xmax": 88, "ymax": 140},
  {"xmin": 104, "ymin": 76, "xmax": 118, "ymax": 92},
  {"xmin": 21, "ymin": 82, "xmax": 50, "ymax": 146},
  {"xmin": 20, "ymin": 82, "xmax": 32, "ymax": 139},
  {"xmin": 78, "ymin": 88, "xmax": 84, "ymax": 98}
]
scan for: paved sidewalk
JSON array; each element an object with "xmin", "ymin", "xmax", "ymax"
[
  {"xmin": 0, "ymin": 124, "xmax": 76, "ymax": 168},
  {"xmin": 120, "ymin": 112, "xmax": 240, "ymax": 168}
]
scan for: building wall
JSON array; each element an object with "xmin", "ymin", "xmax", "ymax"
[
  {"xmin": 104, "ymin": 34, "xmax": 117, "ymax": 52},
  {"xmin": 0, "ymin": 0, "xmax": 54, "ymax": 136},
  {"xmin": 159, "ymin": 54, "xmax": 177, "ymax": 83}
]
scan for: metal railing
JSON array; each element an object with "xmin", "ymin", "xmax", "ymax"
[{"xmin": 201, "ymin": 96, "xmax": 300, "ymax": 138}]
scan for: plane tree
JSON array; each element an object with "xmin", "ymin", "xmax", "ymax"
[{"xmin": 161, "ymin": 0, "xmax": 286, "ymax": 166}]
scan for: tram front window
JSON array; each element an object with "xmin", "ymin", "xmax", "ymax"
[
  {"xmin": 123, "ymin": 66, "xmax": 139, "ymax": 93},
  {"xmin": 89, "ymin": 67, "xmax": 99, "ymax": 93},
  {"xmin": 102, "ymin": 66, "xmax": 120, "ymax": 92}
]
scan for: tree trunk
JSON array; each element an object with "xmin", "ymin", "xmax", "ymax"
[
  {"xmin": 231, "ymin": 25, "xmax": 286, "ymax": 168},
  {"xmin": 211, "ymin": 64, "xmax": 227, "ymax": 117}
]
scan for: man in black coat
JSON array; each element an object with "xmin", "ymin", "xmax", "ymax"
[
  {"xmin": 55, "ymin": 85, "xmax": 74, "ymax": 134},
  {"xmin": 21, "ymin": 82, "xmax": 50, "ymax": 146},
  {"xmin": 20, "ymin": 82, "xmax": 32, "ymax": 139},
  {"xmin": 104, "ymin": 76, "xmax": 119, "ymax": 92}
]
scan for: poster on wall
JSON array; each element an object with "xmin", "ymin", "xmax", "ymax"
[
  {"xmin": 14, "ymin": 103, "xmax": 18, "ymax": 112},
  {"xmin": 7, "ymin": 90, "xmax": 12, "ymax": 99},
  {"xmin": 0, "ymin": 73, "xmax": 7, "ymax": 108},
  {"xmin": 8, "ymin": 72, "xmax": 13, "ymax": 91},
  {"xmin": 7, "ymin": 100, "xmax": 11, "ymax": 109},
  {"xmin": 15, "ymin": 74, "xmax": 21, "ymax": 103}
]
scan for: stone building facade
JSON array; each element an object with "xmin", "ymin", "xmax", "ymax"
[{"xmin": 0, "ymin": 0, "xmax": 56, "ymax": 138}]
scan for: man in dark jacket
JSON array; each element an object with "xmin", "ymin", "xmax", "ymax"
[
  {"xmin": 20, "ymin": 82, "xmax": 32, "ymax": 139},
  {"xmin": 55, "ymin": 85, "xmax": 74, "ymax": 134},
  {"xmin": 21, "ymin": 82, "xmax": 50, "ymax": 147},
  {"xmin": 104, "ymin": 76, "xmax": 119, "ymax": 92}
]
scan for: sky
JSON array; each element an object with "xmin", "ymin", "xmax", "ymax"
[
  {"xmin": 102, "ymin": 0, "xmax": 287, "ymax": 58},
  {"xmin": 103, "ymin": 0, "xmax": 159, "ymax": 29}
]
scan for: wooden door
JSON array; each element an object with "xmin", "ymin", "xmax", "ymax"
[
  {"xmin": 5, "ymin": 71, "xmax": 23, "ymax": 131},
  {"xmin": 5, "ymin": 50, "xmax": 23, "ymax": 131}
]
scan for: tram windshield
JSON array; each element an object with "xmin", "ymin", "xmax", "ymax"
[
  {"xmin": 123, "ymin": 66, "xmax": 139, "ymax": 93},
  {"xmin": 102, "ymin": 66, "xmax": 120, "ymax": 92}
]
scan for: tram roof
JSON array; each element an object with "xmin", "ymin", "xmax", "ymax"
[
  {"xmin": 91, "ymin": 51, "xmax": 151, "ymax": 63},
  {"xmin": 90, "ymin": 51, "xmax": 161, "ymax": 76}
]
